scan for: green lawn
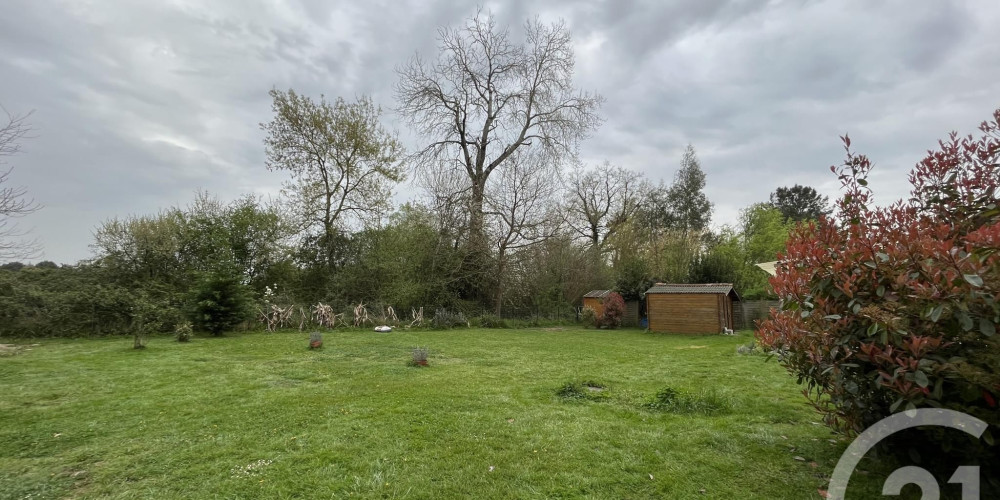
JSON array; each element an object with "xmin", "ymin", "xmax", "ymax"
[{"xmin": 0, "ymin": 328, "xmax": 884, "ymax": 499}]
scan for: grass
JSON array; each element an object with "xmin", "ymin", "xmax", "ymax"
[{"xmin": 0, "ymin": 328, "xmax": 888, "ymax": 499}]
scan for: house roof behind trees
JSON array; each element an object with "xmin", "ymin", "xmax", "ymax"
[
  {"xmin": 645, "ymin": 283, "xmax": 740, "ymax": 300},
  {"xmin": 755, "ymin": 261, "xmax": 778, "ymax": 276},
  {"xmin": 583, "ymin": 289, "xmax": 612, "ymax": 298}
]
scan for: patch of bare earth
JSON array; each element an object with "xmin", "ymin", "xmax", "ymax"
[{"xmin": 0, "ymin": 343, "xmax": 39, "ymax": 356}]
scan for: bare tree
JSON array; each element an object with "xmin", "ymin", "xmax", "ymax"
[
  {"xmin": 562, "ymin": 161, "xmax": 647, "ymax": 253},
  {"xmin": 417, "ymin": 160, "xmax": 471, "ymax": 249},
  {"xmin": 261, "ymin": 90, "xmax": 404, "ymax": 263},
  {"xmin": 0, "ymin": 107, "xmax": 40, "ymax": 260},
  {"xmin": 395, "ymin": 10, "xmax": 603, "ymax": 257},
  {"xmin": 485, "ymin": 149, "xmax": 560, "ymax": 314}
]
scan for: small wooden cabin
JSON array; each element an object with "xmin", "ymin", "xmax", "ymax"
[
  {"xmin": 645, "ymin": 283, "xmax": 740, "ymax": 334},
  {"xmin": 582, "ymin": 289, "xmax": 611, "ymax": 318}
]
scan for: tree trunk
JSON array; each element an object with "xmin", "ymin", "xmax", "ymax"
[
  {"xmin": 468, "ymin": 180, "xmax": 486, "ymax": 247},
  {"xmin": 459, "ymin": 179, "xmax": 493, "ymax": 304}
]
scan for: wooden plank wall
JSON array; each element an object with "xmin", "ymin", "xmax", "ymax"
[
  {"xmin": 717, "ymin": 295, "xmax": 734, "ymax": 330},
  {"xmin": 582, "ymin": 297, "xmax": 604, "ymax": 319},
  {"xmin": 716, "ymin": 294, "xmax": 725, "ymax": 331},
  {"xmin": 646, "ymin": 293, "xmax": 721, "ymax": 334}
]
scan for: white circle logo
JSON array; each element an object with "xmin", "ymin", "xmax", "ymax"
[{"xmin": 828, "ymin": 409, "xmax": 988, "ymax": 499}]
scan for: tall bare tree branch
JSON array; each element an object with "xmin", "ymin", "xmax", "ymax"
[
  {"xmin": 395, "ymin": 10, "xmax": 603, "ymax": 259},
  {"xmin": 484, "ymin": 148, "xmax": 560, "ymax": 314},
  {"xmin": 0, "ymin": 106, "xmax": 41, "ymax": 260},
  {"xmin": 561, "ymin": 161, "xmax": 647, "ymax": 253}
]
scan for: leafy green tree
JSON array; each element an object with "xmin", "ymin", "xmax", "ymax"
[
  {"xmin": 175, "ymin": 192, "xmax": 231, "ymax": 274},
  {"xmin": 94, "ymin": 192, "xmax": 292, "ymax": 292},
  {"xmin": 690, "ymin": 228, "xmax": 742, "ymax": 285},
  {"xmin": 179, "ymin": 191, "xmax": 292, "ymax": 293},
  {"xmin": 736, "ymin": 204, "xmax": 792, "ymax": 298},
  {"xmin": 655, "ymin": 145, "xmax": 713, "ymax": 233},
  {"xmin": 92, "ymin": 210, "xmax": 187, "ymax": 286},
  {"xmin": 290, "ymin": 236, "xmax": 341, "ymax": 303},
  {"xmin": 338, "ymin": 204, "xmax": 460, "ymax": 311},
  {"xmin": 613, "ymin": 255, "xmax": 652, "ymax": 302},
  {"xmin": 650, "ymin": 230, "xmax": 703, "ymax": 283},
  {"xmin": 625, "ymin": 145, "xmax": 712, "ymax": 284},
  {"xmin": 225, "ymin": 195, "xmax": 291, "ymax": 290},
  {"xmin": 690, "ymin": 204, "xmax": 791, "ymax": 299},
  {"xmin": 90, "ymin": 192, "xmax": 293, "ymax": 334},
  {"xmin": 768, "ymin": 184, "xmax": 830, "ymax": 223},
  {"xmin": 261, "ymin": 90, "xmax": 404, "ymax": 265}
]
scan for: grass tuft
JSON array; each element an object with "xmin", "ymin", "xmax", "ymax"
[
  {"xmin": 645, "ymin": 386, "xmax": 735, "ymax": 415},
  {"xmin": 556, "ymin": 380, "xmax": 610, "ymax": 401}
]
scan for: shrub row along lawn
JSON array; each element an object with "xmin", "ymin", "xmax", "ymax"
[{"xmin": 0, "ymin": 329, "xmax": 888, "ymax": 499}]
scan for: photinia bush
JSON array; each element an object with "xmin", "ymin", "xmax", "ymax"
[
  {"xmin": 757, "ymin": 109, "xmax": 1000, "ymax": 444},
  {"xmin": 601, "ymin": 292, "xmax": 626, "ymax": 329}
]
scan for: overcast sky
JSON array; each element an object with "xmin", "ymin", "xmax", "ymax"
[{"xmin": 1, "ymin": 0, "xmax": 998, "ymax": 264}]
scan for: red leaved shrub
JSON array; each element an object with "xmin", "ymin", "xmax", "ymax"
[
  {"xmin": 601, "ymin": 292, "xmax": 626, "ymax": 329},
  {"xmin": 757, "ymin": 109, "xmax": 1000, "ymax": 442}
]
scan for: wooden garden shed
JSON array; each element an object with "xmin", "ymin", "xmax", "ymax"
[
  {"xmin": 582, "ymin": 289, "xmax": 611, "ymax": 318},
  {"xmin": 645, "ymin": 283, "xmax": 740, "ymax": 334}
]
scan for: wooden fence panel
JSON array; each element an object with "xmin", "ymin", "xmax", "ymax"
[{"xmin": 734, "ymin": 300, "xmax": 780, "ymax": 330}]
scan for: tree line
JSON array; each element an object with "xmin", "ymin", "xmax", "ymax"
[{"xmin": 0, "ymin": 11, "xmax": 830, "ymax": 337}]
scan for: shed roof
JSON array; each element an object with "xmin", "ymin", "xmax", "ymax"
[
  {"xmin": 583, "ymin": 289, "xmax": 612, "ymax": 298},
  {"xmin": 645, "ymin": 283, "xmax": 740, "ymax": 300}
]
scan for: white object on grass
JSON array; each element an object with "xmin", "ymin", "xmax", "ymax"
[{"xmin": 374, "ymin": 325, "xmax": 392, "ymax": 333}]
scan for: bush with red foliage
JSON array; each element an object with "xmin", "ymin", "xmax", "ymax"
[
  {"xmin": 757, "ymin": 109, "xmax": 1000, "ymax": 444},
  {"xmin": 600, "ymin": 292, "xmax": 626, "ymax": 329}
]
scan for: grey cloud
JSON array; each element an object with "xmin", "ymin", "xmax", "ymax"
[{"xmin": 577, "ymin": 0, "xmax": 996, "ymax": 226}]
